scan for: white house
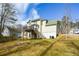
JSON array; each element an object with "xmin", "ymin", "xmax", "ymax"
[
  {"xmin": 22, "ymin": 19, "xmax": 59, "ymax": 39},
  {"xmin": 2, "ymin": 27, "xmax": 10, "ymax": 36},
  {"xmin": 1, "ymin": 26, "xmax": 21, "ymax": 37}
]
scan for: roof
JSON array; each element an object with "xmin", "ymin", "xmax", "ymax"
[
  {"xmin": 46, "ymin": 20, "xmax": 57, "ymax": 26},
  {"xmin": 27, "ymin": 18, "xmax": 59, "ymax": 26},
  {"xmin": 27, "ymin": 18, "xmax": 46, "ymax": 23}
]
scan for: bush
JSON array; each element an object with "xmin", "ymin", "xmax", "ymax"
[{"xmin": 0, "ymin": 35, "xmax": 17, "ymax": 43}]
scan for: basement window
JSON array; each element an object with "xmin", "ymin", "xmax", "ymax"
[{"xmin": 50, "ymin": 36, "xmax": 54, "ymax": 39}]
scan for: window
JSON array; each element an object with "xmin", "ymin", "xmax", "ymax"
[{"xmin": 31, "ymin": 24, "xmax": 39, "ymax": 30}]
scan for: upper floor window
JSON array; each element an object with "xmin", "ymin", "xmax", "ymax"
[{"xmin": 31, "ymin": 24, "xmax": 39, "ymax": 30}]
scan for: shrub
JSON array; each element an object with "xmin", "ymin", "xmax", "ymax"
[{"xmin": 0, "ymin": 35, "xmax": 18, "ymax": 43}]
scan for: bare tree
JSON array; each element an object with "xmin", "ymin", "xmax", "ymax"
[
  {"xmin": 0, "ymin": 3, "xmax": 17, "ymax": 35},
  {"xmin": 61, "ymin": 16, "xmax": 71, "ymax": 34},
  {"xmin": 60, "ymin": 4, "xmax": 71, "ymax": 34},
  {"xmin": 76, "ymin": 19, "xmax": 79, "ymax": 29}
]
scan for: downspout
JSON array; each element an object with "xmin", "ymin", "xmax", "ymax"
[{"xmin": 40, "ymin": 19, "xmax": 42, "ymax": 38}]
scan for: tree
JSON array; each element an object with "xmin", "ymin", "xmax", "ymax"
[
  {"xmin": 61, "ymin": 16, "xmax": 71, "ymax": 34},
  {"xmin": 76, "ymin": 21, "xmax": 79, "ymax": 29},
  {"xmin": 0, "ymin": 3, "xmax": 17, "ymax": 35}
]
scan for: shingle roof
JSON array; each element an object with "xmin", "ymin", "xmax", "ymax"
[
  {"xmin": 46, "ymin": 20, "xmax": 57, "ymax": 26},
  {"xmin": 27, "ymin": 19, "xmax": 59, "ymax": 26},
  {"xmin": 27, "ymin": 18, "xmax": 46, "ymax": 23}
]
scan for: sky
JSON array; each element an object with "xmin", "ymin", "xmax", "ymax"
[{"xmin": 15, "ymin": 3, "xmax": 79, "ymax": 25}]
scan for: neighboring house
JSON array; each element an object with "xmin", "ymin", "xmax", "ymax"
[
  {"xmin": 2, "ymin": 26, "xmax": 21, "ymax": 37},
  {"xmin": 2, "ymin": 27, "xmax": 10, "ymax": 36},
  {"xmin": 69, "ymin": 28, "xmax": 79, "ymax": 34},
  {"xmin": 22, "ymin": 19, "xmax": 60, "ymax": 39},
  {"xmin": 69, "ymin": 21, "xmax": 79, "ymax": 34}
]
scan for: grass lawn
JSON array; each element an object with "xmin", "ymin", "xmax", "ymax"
[
  {"xmin": 44, "ymin": 35, "xmax": 79, "ymax": 56},
  {"xmin": 0, "ymin": 39, "xmax": 55, "ymax": 56},
  {"xmin": 0, "ymin": 35, "xmax": 79, "ymax": 56}
]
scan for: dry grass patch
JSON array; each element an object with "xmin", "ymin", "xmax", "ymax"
[
  {"xmin": 45, "ymin": 40, "xmax": 79, "ymax": 56},
  {"xmin": 8, "ymin": 39, "xmax": 53, "ymax": 56},
  {"xmin": 0, "ymin": 35, "xmax": 79, "ymax": 56},
  {"xmin": 0, "ymin": 39, "xmax": 53, "ymax": 56}
]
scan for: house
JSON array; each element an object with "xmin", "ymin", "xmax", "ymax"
[
  {"xmin": 22, "ymin": 16, "xmax": 79, "ymax": 39},
  {"xmin": 69, "ymin": 21, "xmax": 79, "ymax": 34},
  {"xmin": 2, "ymin": 26, "xmax": 21, "ymax": 37},
  {"xmin": 22, "ymin": 19, "xmax": 60, "ymax": 39},
  {"xmin": 2, "ymin": 26, "xmax": 10, "ymax": 36},
  {"xmin": 69, "ymin": 28, "xmax": 79, "ymax": 34}
]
